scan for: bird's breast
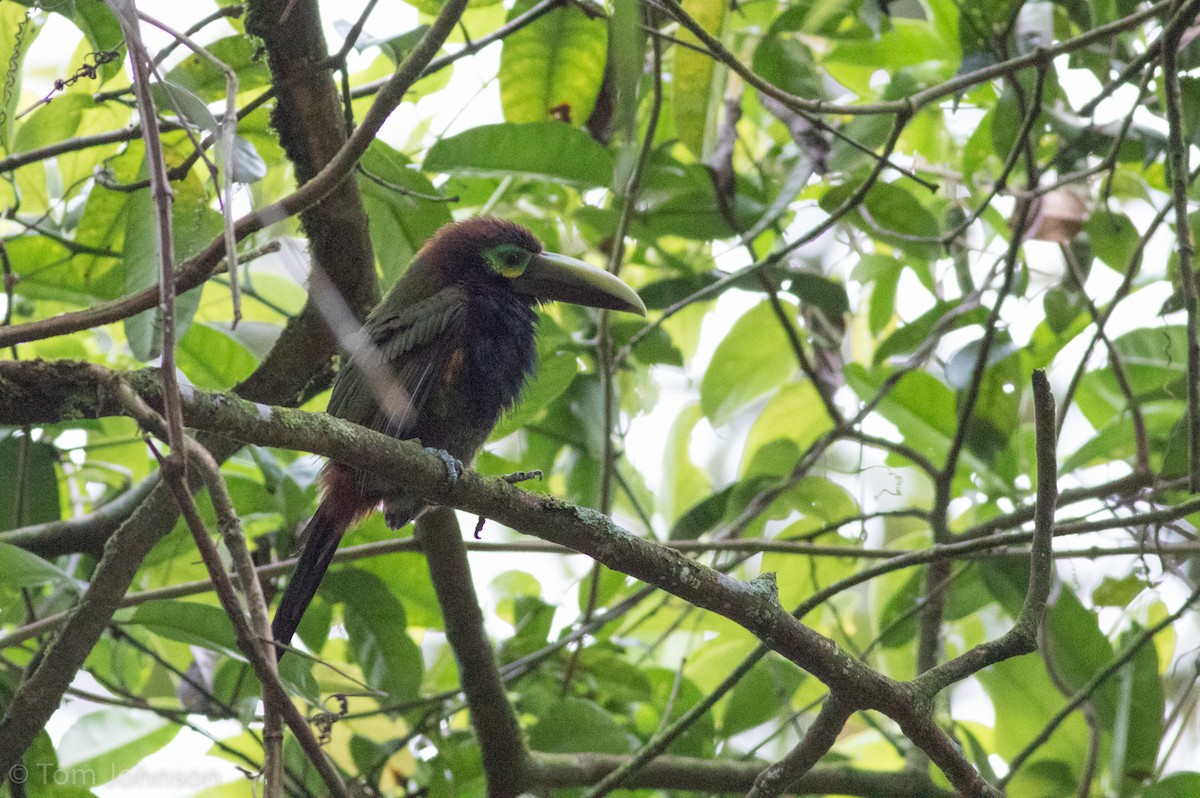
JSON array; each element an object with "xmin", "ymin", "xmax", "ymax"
[{"xmin": 418, "ymin": 292, "xmax": 537, "ymax": 458}]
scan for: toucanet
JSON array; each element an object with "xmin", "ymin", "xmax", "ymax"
[{"xmin": 271, "ymin": 217, "xmax": 646, "ymax": 657}]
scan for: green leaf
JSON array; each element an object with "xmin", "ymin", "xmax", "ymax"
[
  {"xmin": 721, "ymin": 658, "xmax": 804, "ymax": 737},
  {"xmin": 874, "ymin": 301, "xmax": 988, "ymax": 364},
  {"xmin": 528, "ymin": 697, "xmax": 637, "ymax": 754},
  {"xmin": 944, "ymin": 336, "xmax": 1019, "ymax": 390},
  {"xmin": 0, "ymin": 3, "xmax": 40, "ymax": 152},
  {"xmin": 323, "ymin": 568, "xmax": 424, "ymax": 701},
  {"xmin": 177, "ymin": 323, "xmax": 259, "ymax": 389},
  {"xmin": 1085, "ymin": 209, "xmax": 1138, "ymax": 272},
  {"xmin": 783, "ymin": 272, "xmax": 849, "ymax": 318},
  {"xmin": 877, "ymin": 568, "xmax": 924, "ymax": 649},
  {"xmin": 0, "ymin": 542, "xmax": 81, "ymax": 592},
  {"xmin": 424, "ymin": 121, "xmax": 613, "ymax": 187},
  {"xmin": 230, "ymin": 135, "xmax": 267, "ymax": 183},
  {"xmin": 1045, "ymin": 588, "xmax": 1118, "ymax": 728},
  {"xmin": 129, "ymin": 600, "xmax": 241, "ymax": 657},
  {"xmin": 153, "ymin": 79, "xmax": 219, "ymax": 133},
  {"xmin": 752, "ymin": 35, "xmax": 818, "ymax": 98},
  {"xmin": 57, "ymin": 709, "xmax": 179, "ymax": 782},
  {"xmin": 700, "ymin": 300, "xmax": 798, "ymax": 425},
  {"xmin": 164, "ymin": 35, "xmax": 271, "ymax": 102},
  {"xmin": 978, "ymin": 655, "xmax": 1089, "ymax": 793},
  {"xmin": 670, "ymin": 482, "xmax": 739, "ymax": 540},
  {"xmin": 1112, "ymin": 624, "xmax": 1164, "ymax": 783},
  {"xmin": 673, "ymin": 0, "xmax": 727, "ymax": 158},
  {"xmin": 660, "ymin": 403, "xmax": 710, "ymax": 524},
  {"xmin": 820, "ymin": 180, "xmax": 941, "ymax": 260},
  {"xmin": 741, "ymin": 382, "xmax": 834, "ymax": 475},
  {"xmin": 122, "ymin": 176, "xmax": 223, "ymax": 361},
  {"xmin": 358, "ymin": 139, "xmax": 453, "ymax": 283},
  {"xmin": 1146, "ymin": 774, "xmax": 1200, "ymax": 798},
  {"xmin": 1092, "ymin": 574, "xmax": 1147, "ymax": 607},
  {"xmin": 499, "ymin": 0, "xmax": 607, "ymax": 124},
  {"xmin": 0, "ymin": 437, "xmax": 61, "ymax": 531}
]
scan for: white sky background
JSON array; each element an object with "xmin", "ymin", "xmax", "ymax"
[{"xmin": 15, "ymin": 0, "xmax": 1200, "ymax": 791}]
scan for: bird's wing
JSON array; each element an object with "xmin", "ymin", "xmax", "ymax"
[{"xmin": 327, "ymin": 285, "xmax": 469, "ymax": 439}]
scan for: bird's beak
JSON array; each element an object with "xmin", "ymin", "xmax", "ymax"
[{"xmin": 514, "ymin": 252, "xmax": 647, "ymax": 316}]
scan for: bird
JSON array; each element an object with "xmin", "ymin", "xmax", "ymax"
[{"xmin": 271, "ymin": 217, "xmax": 646, "ymax": 658}]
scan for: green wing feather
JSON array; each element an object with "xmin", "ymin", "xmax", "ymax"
[{"xmin": 327, "ymin": 284, "xmax": 468, "ymax": 439}]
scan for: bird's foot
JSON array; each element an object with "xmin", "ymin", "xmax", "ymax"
[
  {"xmin": 424, "ymin": 447, "xmax": 464, "ymax": 483},
  {"xmin": 502, "ymin": 469, "xmax": 543, "ymax": 485}
]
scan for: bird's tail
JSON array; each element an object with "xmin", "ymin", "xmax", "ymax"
[{"xmin": 271, "ymin": 498, "xmax": 356, "ymax": 660}]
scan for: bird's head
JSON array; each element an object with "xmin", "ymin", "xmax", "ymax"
[{"xmin": 415, "ymin": 218, "xmax": 646, "ymax": 316}]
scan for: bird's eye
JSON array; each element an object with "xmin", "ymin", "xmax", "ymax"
[{"xmin": 486, "ymin": 245, "xmax": 529, "ymax": 277}]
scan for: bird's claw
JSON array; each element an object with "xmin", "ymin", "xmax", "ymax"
[
  {"xmin": 424, "ymin": 447, "xmax": 463, "ymax": 483},
  {"xmin": 502, "ymin": 469, "xmax": 543, "ymax": 485}
]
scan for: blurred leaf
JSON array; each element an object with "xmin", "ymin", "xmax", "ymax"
[
  {"xmin": 721, "ymin": 658, "xmax": 804, "ymax": 737},
  {"xmin": 164, "ymin": 35, "xmax": 270, "ymax": 102},
  {"xmin": 0, "ymin": 542, "xmax": 81, "ymax": 592},
  {"xmin": 660, "ymin": 403, "xmax": 710, "ymax": 524},
  {"xmin": 58, "ymin": 709, "xmax": 179, "ymax": 781},
  {"xmin": 129, "ymin": 601, "xmax": 241, "ymax": 658},
  {"xmin": 673, "ymin": 0, "xmax": 727, "ymax": 158},
  {"xmin": 529, "ymin": 697, "xmax": 638, "ymax": 754},
  {"xmin": 177, "ymin": 323, "xmax": 258, "ymax": 389},
  {"xmin": 700, "ymin": 301, "xmax": 798, "ymax": 425},
  {"xmin": 1085, "ymin": 209, "xmax": 1138, "ymax": 272},
  {"xmin": 1146, "ymin": 773, "xmax": 1200, "ymax": 798},
  {"xmin": 359, "ymin": 139, "xmax": 453, "ymax": 282},
  {"xmin": 122, "ymin": 175, "xmax": 223, "ymax": 361},
  {"xmin": 1112, "ymin": 624, "xmax": 1164, "ymax": 783},
  {"xmin": 153, "ymin": 79, "xmax": 219, "ymax": 133},
  {"xmin": 0, "ymin": 437, "xmax": 60, "ymax": 531}
]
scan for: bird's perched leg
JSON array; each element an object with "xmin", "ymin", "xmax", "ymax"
[{"xmin": 424, "ymin": 446, "xmax": 464, "ymax": 483}]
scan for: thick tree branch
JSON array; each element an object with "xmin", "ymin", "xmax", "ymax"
[
  {"xmin": 0, "ymin": 360, "xmax": 991, "ymax": 793},
  {"xmin": 530, "ymin": 752, "xmax": 955, "ymax": 796}
]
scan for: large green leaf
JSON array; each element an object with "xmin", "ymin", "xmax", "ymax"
[
  {"xmin": 57, "ymin": 709, "xmax": 179, "ymax": 782},
  {"xmin": 528, "ymin": 696, "xmax": 638, "ymax": 754},
  {"xmin": 700, "ymin": 300, "xmax": 798, "ymax": 425},
  {"xmin": 977, "ymin": 655, "xmax": 1089, "ymax": 795},
  {"xmin": 122, "ymin": 175, "xmax": 223, "ymax": 361},
  {"xmin": 323, "ymin": 568, "xmax": 424, "ymax": 702},
  {"xmin": 164, "ymin": 35, "xmax": 271, "ymax": 102},
  {"xmin": 0, "ymin": 437, "xmax": 61, "ymax": 532},
  {"xmin": 673, "ymin": 0, "xmax": 727, "ymax": 158},
  {"xmin": 424, "ymin": 121, "xmax": 613, "ymax": 187},
  {"xmin": 499, "ymin": 0, "xmax": 607, "ymax": 124},
  {"xmin": 660, "ymin": 403, "xmax": 710, "ymax": 524},
  {"xmin": 820, "ymin": 180, "xmax": 941, "ymax": 260},
  {"xmin": 0, "ymin": 542, "xmax": 81, "ymax": 592},
  {"xmin": 1112, "ymin": 624, "xmax": 1164, "ymax": 784},
  {"xmin": 176, "ymin": 323, "xmax": 259, "ymax": 389},
  {"xmin": 358, "ymin": 139, "xmax": 453, "ymax": 283},
  {"xmin": 128, "ymin": 600, "xmax": 241, "ymax": 658},
  {"xmin": 0, "ymin": 3, "xmax": 39, "ymax": 152}
]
